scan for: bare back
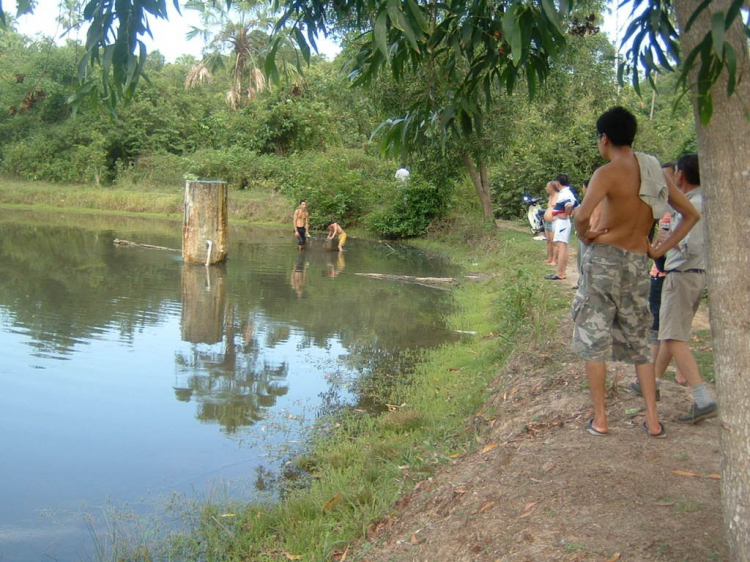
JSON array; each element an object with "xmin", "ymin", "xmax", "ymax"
[{"xmin": 584, "ymin": 153, "xmax": 654, "ymax": 254}]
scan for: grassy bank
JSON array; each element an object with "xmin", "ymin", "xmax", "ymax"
[
  {"xmin": 102, "ymin": 225, "xmax": 564, "ymax": 561},
  {"xmin": 0, "ymin": 178, "xmax": 292, "ymax": 224}
]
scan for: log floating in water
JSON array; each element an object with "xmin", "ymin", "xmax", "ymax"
[
  {"xmin": 113, "ymin": 239, "xmax": 179, "ymax": 252},
  {"xmin": 354, "ymin": 273, "xmax": 455, "ymax": 286}
]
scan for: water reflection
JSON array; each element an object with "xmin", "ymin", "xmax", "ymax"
[
  {"xmin": 290, "ymin": 252, "xmax": 307, "ymax": 298},
  {"xmin": 0, "ymin": 208, "xmax": 458, "ymax": 561},
  {"xmin": 181, "ymin": 263, "xmax": 227, "ymax": 344}
]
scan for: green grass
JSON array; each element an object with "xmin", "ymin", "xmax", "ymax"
[
  {"xmin": 689, "ymin": 329, "xmax": 715, "ymax": 383},
  {"xmin": 0, "ymin": 178, "xmax": 291, "ymax": 225}
]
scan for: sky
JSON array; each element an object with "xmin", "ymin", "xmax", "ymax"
[
  {"xmin": 14, "ymin": 0, "xmax": 627, "ymax": 63},
  {"xmin": 13, "ymin": 0, "xmax": 342, "ymax": 61}
]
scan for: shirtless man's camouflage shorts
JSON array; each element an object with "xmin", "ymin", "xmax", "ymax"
[{"xmin": 572, "ymin": 243, "xmax": 651, "ymax": 364}]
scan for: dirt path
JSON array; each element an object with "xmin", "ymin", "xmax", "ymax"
[{"xmin": 356, "ymin": 242, "xmax": 725, "ymax": 562}]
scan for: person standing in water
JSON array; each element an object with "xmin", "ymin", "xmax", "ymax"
[{"xmin": 293, "ymin": 200, "xmax": 309, "ymax": 250}]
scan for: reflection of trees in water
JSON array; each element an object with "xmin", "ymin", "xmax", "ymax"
[
  {"xmin": 174, "ymin": 302, "xmax": 290, "ymax": 433},
  {"xmin": 174, "ymin": 345, "xmax": 290, "ymax": 433}
]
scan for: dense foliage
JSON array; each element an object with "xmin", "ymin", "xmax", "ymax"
[{"xmin": 1, "ymin": 21, "xmax": 695, "ymax": 235}]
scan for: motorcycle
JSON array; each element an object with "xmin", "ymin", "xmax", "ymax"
[{"xmin": 522, "ymin": 194, "xmax": 546, "ymax": 236}]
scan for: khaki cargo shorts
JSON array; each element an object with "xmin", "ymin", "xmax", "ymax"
[
  {"xmin": 658, "ymin": 270, "xmax": 705, "ymax": 342},
  {"xmin": 572, "ymin": 243, "xmax": 651, "ymax": 364}
]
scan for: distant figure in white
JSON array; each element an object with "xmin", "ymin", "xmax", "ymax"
[{"xmin": 395, "ymin": 167, "xmax": 410, "ymax": 182}]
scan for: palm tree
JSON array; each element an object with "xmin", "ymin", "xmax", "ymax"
[{"xmin": 184, "ymin": 0, "xmax": 272, "ymax": 109}]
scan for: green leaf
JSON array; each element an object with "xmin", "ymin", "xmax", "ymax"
[
  {"xmin": 397, "ymin": 10, "xmax": 420, "ymax": 52},
  {"xmin": 511, "ymin": 18, "xmax": 523, "ymax": 63},
  {"xmin": 293, "ymin": 27, "xmax": 311, "ymax": 64},
  {"xmin": 502, "ymin": 7, "xmax": 517, "ymax": 52},
  {"xmin": 374, "ymin": 10, "xmax": 389, "ymax": 58},
  {"xmin": 710, "ymin": 12, "xmax": 725, "ymax": 56},
  {"xmin": 725, "ymin": 0, "xmax": 745, "ymax": 29},
  {"xmin": 698, "ymin": 94, "xmax": 713, "ymax": 125},
  {"xmin": 387, "ymin": 0, "xmax": 401, "ymax": 30},
  {"xmin": 684, "ymin": 0, "xmax": 713, "ymax": 33},
  {"xmin": 541, "ymin": 0, "xmax": 564, "ymax": 35},
  {"xmin": 724, "ymin": 42, "xmax": 737, "ymax": 96},
  {"xmin": 406, "ymin": 0, "xmax": 428, "ymax": 33},
  {"xmin": 16, "ymin": 0, "xmax": 33, "ymax": 16}
]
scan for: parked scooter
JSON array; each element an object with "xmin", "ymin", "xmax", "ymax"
[{"xmin": 522, "ymin": 194, "xmax": 545, "ymax": 235}]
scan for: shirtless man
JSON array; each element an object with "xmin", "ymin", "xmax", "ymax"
[
  {"xmin": 573, "ymin": 106, "xmax": 699, "ymax": 438},
  {"xmin": 293, "ymin": 200, "xmax": 309, "ymax": 250},
  {"xmin": 324, "ymin": 221, "xmax": 347, "ymax": 252}
]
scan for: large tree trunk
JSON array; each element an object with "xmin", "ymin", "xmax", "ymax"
[
  {"xmin": 673, "ymin": 0, "xmax": 750, "ymax": 558},
  {"xmin": 462, "ymin": 154, "xmax": 494, "ymax": 222}
]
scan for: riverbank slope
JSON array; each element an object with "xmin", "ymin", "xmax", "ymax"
[{"xmin": 354, "ymin": 251, "xmax": 724, "ymax": 562}]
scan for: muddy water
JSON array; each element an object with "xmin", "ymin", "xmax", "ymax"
[{"xmin": 0, "ymin": 209, "xmax": 458, "ymax": 561}]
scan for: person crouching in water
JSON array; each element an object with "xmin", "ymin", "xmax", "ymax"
[{"xmin": 324, "ymin": 221, "xmax": 347, "ymax": 252}]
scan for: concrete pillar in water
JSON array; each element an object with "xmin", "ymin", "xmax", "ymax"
[{"xmin": 183, "ymin": 180, "xmax": 228, "ymax": 265}]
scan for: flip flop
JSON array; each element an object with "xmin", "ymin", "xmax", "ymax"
[
  {"xmin": 586, "ymin": 419, "xmax": 608, "ymax": 436},
  {"xmin": 545, "ymin": 274, "xmax": 566, "ymax": 280},
  {"xmin": 642, "ymin": 421, "xmax": 667, "ymax": 439}
]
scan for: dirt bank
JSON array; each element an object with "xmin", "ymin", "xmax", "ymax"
[{"xmin": 355, "ymin": 251, "xmax": 725, "ymax": 562}]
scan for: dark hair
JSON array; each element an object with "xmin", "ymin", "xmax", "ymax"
[
  {"xmin": 677, "ymin": 153, "xmax": 700, "ymax": 186},
  {"xmin": 323, "ymin": 221, "xmax": 333, "ymax": 229},
  {"xmin": 556, "ymin": 174, "xmax": 570, "ymax": 186},
  {"xmin": 583, "ymin": 179, "xmax": 590, "ymax": 188},
  {"xmin": 299, "ymin": 199, "xmax": 307, "ymax": 204},
  {"xmin": 596, "ymin": 106, "xmax": 637, "ymax": 147}
]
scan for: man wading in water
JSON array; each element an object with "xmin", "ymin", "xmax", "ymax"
[
  {"xmin": 293, "ymin": 200, "xmax": 309, "ymax": 250},
  {"xmin": 572, "ymin": 106, "xmax": 699, "ymax": 439}
]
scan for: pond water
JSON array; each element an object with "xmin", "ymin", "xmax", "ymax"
[{"xmin": 0, "ymin": 209, "xmax": 458, "ymax": 561}]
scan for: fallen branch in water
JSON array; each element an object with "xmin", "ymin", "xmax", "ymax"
[
  {"xmin": 355, "ymin": 273, "xmax": 455, "ymax": 286},
  {"xmin": 113, "ymin": 239, "xmax": 179, "ymax": 252}
]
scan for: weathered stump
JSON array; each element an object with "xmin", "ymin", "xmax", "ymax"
[
  {"xmin": 180, "ymin": 263, "xmax": 227, "ymax": 344},
  {"xmin": 183, "ymin": 180, "xmax": 228, "ymax": 265}
]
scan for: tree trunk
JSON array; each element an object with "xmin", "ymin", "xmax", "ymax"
[
  {"xmin": 673, "ymin": 0, "xmax": 750, "ymax": 558},
  {"xmin": 183, "ymin": 180, "xmax": 228, "ymax": 265},
  {"xmin": 462, "ymin": 154, "xmax": 494, "ymax": 222}
]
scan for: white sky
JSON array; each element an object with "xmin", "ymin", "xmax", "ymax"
[
  {"xmin": 13, "ymin": 0, "xmax": 343, "ymax": 61},
  {"xmin": 14, "ymin": 0, "xmax": 626, "ymax": 63}
]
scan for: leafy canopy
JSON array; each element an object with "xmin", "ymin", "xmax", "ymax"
[{"xmin": 1, "ymin": 0, "xmax": 747, "ymax": 122}]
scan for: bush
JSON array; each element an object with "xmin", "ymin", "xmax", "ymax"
[
  {"xmin": 116, "ymin": 152, "xmax": 187, "ymax": 189},
  {"xmin": 366, "ymin": 174, "xmax": 451, "ymax": 239},
  {"xmin": 283, "ymin": 150, "xmax": 393, "ymax": 228},
  {"xmin": 0, "ymin": 126, "xmax": 107, "ymax": 184}
]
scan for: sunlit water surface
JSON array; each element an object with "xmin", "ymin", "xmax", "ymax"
[{"xmin": 0, "ymin": 209, "xmax": 458, "ymax": 561}]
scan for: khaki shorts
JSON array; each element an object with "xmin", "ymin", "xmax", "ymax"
[
  {"xmin": 572, "ymin": 243, "xmax": 651, "ymax": 364},
  {"xmin": 658, "ymin": 271, "xmax": 705, "ymax": 342}
]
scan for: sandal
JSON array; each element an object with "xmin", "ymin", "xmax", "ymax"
[{"xmin": 642, "ymin": 421, "xmax": 667, "ymax": 439}]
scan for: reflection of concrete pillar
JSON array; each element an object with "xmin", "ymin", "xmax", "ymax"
[
  {"xmin": 183, "ymin": 180, "xmax": 228, "ymax": 265},
  {"xmin": 181, "ymin": 263, "xmax": 227, "ymax": 344}
]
